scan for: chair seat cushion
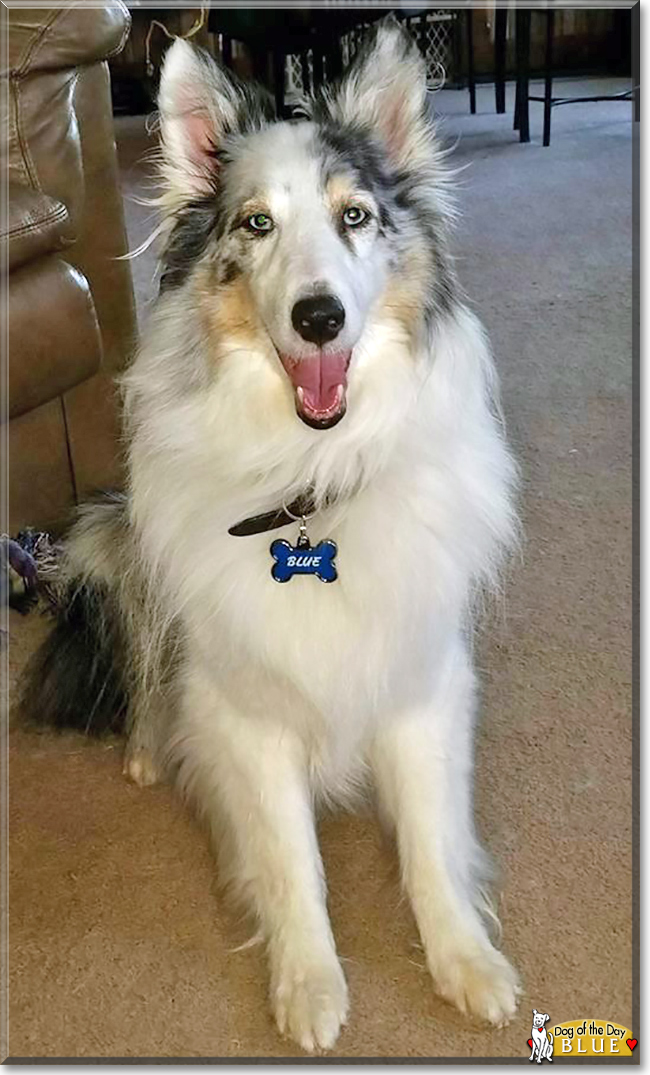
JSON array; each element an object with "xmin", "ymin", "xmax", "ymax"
[{"xmin": 4, "ymin": 185, "xmax": 74, "ymax": 272}]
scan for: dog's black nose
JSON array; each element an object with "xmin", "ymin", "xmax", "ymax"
[{"xmin": 291, "ymin": 295, "xmax": 345, "ymax": 346}]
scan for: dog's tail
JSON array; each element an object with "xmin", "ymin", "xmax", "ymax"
[{"xmin": 19, "ymin": 494, "xmax": 133, "ymax": 736}]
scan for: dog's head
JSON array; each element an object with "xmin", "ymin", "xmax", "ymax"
[
  {"xmin": 532, "ymin": 1010, "xmax": 550, "ymax": 1029},
  {"xmin": 155, "ymin": 20, "xmax": 454, "ymax": 431}
]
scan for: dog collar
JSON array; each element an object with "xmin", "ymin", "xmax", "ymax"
[
  {"xmin": 229, "ymin": 488, "xmax": 341, "ymax": 583},
  {"xmin": 228, "ymin": 492, "xmax": 316, "ymax": 537}
]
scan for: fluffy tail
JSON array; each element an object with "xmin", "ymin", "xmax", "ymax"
[{"xmin": 19, "ymin": 495, "xmax": 132, "ymax": 736}]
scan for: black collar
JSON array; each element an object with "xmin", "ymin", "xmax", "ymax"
[{"xmin": 228, "ymin": 492, "xmax": 316, "ymax": 537}]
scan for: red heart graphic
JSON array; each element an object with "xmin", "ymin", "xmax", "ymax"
[
  {"xmin": 527, "ymin": 1039, "xmax": 533, "ymax": 1049},
  {"xmin": 627, "ymin": 1039, "xmax": 637, "ymax": 1052}
]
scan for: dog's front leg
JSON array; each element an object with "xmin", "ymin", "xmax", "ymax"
[
  {"xmin": 123, "ymin": 684, "xmax": 169, "ymax": 787},
  {"xmin": 370, "ymin": 641, "xmax": 520, "ymax": 1026},
  {"xmin": 172, "ymin": 666, "xmax": 347, "ymax": 1052}
]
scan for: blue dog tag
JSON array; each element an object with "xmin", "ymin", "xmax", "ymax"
[{"xmin": 271, "ymin": 536, "xmax": 338, "ymax": 583}]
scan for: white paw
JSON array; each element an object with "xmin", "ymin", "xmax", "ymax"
[
  {"xmin": 271, "ymin": 953, "xmax": 348, "ymax": 1052},
  {"xmin": 123, "ymin": 745, "xmax": 161, "ymax": 787},
  {"xmin": 431, "ymin": 941, "xmax": 520, "ymax": 1027}
]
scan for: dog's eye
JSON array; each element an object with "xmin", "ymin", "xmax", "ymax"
[
  {"xmin": 342, "ymin": 206, "xmax": 367, "ymax": 228},
  {"xmin": 246, "ymin": 212, "xmax": 274, "ymax": 234}
]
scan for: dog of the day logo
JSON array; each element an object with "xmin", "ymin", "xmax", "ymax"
[{"xmin": 527, "ymin": 1009, "xmax": 637, "ymax": 1060}]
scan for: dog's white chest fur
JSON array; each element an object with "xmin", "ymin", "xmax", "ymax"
[{"xmin": 128, "ymin": 308, "xmax": 515, "ymax": 802}]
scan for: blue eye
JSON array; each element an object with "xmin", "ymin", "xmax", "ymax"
[
  {"xmin": 342, "ymin": 206, "xmax": 368, "ymax": 227},
  {"xmin": 246, "ymin": 212, "xmax": 274, "ymax": 233}
]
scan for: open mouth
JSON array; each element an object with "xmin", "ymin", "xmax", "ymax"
[{"xmin": 278, "ymin": 351, "xmax": 351, "ymax": 429}]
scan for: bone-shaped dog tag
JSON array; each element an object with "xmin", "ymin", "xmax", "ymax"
[{"xmin": 270, "ymin": 537, "xmax": 338, "ymax": 583}]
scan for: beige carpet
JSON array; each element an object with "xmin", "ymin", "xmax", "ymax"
[{"xmin": 7, "ymin": 79, "xmax": 635, "ymax": 1060}]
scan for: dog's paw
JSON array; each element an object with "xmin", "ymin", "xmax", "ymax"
[
  {"xmin": 123, "ymin": 745, "xmax": 161, "ymax": 787},
  {"xmin": 431, "ymin": 942, "xmax": 520, "ymax": 1027},
  {"xmin": 271, "ymin": 952, "xmax": 348, "ymax": 1052}
]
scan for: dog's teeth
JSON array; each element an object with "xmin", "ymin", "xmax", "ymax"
[{"xmin": 296, "ymin": 387, "xmax": 305, "ymax": 403}]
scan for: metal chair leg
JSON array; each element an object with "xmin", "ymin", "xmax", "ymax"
[
  {"xmin": 221, "ymin": 33, "xmax": 232, "ymax": 69},
  {"xmin": 312, "ymin": 48, "xmax": 324, "ymax": 91},
  {"xmin": 495, "ymin": 7, "xmax": 507, "ymax": 114},
  {"xmin": 418, "ymin": 12, "xmax": 428, "ymax": 60},
  {"xmin": 466, "ymin": 10, "xmax": 476, "ymax": 114},
  {"xmin": 633, "ymin": 1, "xmax": 640, "ymax": 122},
  {"xmin": 515, "ymin": 9, "xmax": 531, "ymax": 142},
  {"xmin": 543, "ymin": 9, "xmax": 555, "ymax": 146},
  {"xmin": 325, "ymin": 40, "xmax": 343, "ymax": 82},
  {"xmin": 300, "ymin": 51, "xmax": 311, "ymax": 95},
  {"xmin": 272, "ymin": 48, "xmax": 285, "ymax": 118}
]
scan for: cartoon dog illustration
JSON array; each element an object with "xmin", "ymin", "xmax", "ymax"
[{"xmin": 530, "ymin": 1010, "xmax": 554, "ymax": 1062}]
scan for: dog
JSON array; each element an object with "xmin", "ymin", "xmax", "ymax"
[
  {"xmin": 530, "ymin": 1011, "xmax": 554, "ymax": 1062},
  {"xmin": 21, "ymin": 21, "xmax": 520, "ymax": 1052}
]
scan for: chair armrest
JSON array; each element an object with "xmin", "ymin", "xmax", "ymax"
[
  {"xmin": 9, "ymin": 255, "xmax": 103, "ymax": 421},
  {"xmin": 4, "ymin": 2, "xmax": 131, "ymax": 78}
]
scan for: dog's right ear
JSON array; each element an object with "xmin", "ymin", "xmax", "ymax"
[{"xmin": 157, "ymin": 40, "xmax": 271, "ymax": 207}]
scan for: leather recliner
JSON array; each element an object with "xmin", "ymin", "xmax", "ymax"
[{"xmin": 3, "ymin": 2, "xmax": 137, "ymax": 533}]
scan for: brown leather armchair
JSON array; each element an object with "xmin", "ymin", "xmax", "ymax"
[{"xmin": 3, "ymin": 2, "xmax": 137, "ymax": 533}]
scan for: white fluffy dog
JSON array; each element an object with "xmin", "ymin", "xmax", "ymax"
[{"xmin": 24, "ymin": 20, "xmax": 520, "ymax": 1051}]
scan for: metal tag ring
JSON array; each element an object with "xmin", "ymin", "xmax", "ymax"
[{"xmin": 281, "ymin": 498, "xmax": 316, "ymax": 524}]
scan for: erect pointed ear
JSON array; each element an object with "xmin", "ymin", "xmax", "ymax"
[
  {"xmin": 330, "ymin": 19, "xmax": 430, "ymax": 170},
  {"xmin": 157, "ymin": 39, "xmax": 272, "ymax": 207}
]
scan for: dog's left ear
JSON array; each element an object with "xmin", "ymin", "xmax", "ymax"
[{"xmin": 329, "ymin": 19, "xmax": 430, "ymax": 170}]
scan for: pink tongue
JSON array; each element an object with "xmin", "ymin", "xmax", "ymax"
[{"xmin": 280, "ymin": 353, "xmax": 350, "ymax": 413}]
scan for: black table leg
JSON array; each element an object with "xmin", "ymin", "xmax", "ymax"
[
  {"xmin": 515, "ymin": 9, "xmax": 531, "ymax": 142},
  {"xmin": 543, "ymin": 9, "xmax": 555, "ymax": 146},
  {"xmin": 494, "ymin": 7, "xmax": 507, "ymax": 114},
  {"xmin": 466, "ymin": 10, "xmax": 476, "ymax": 114}
]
